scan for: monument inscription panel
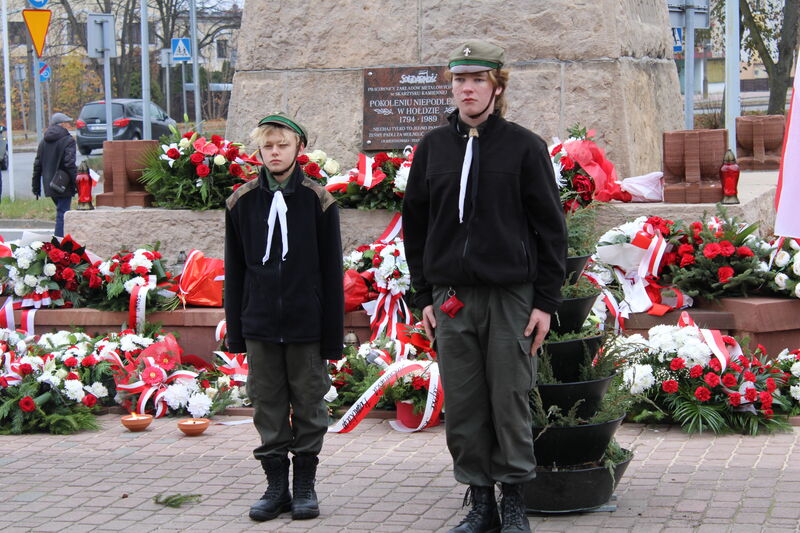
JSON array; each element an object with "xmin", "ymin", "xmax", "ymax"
[{"xmin": 362, "ymin": 66, "xmax": 453, "ymax": 150}]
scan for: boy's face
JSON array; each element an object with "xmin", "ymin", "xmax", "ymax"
[
  {"xmin": 451, "ymin": 71, "xmax": 501, "ymax": 118},
  {"xmin": 259, "ymin": 129, "xmax": 303, "ymax": 175}
]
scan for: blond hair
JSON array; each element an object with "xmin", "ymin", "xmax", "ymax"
[
  {"xmin": 446, "ymin": 68, "xmax": 510, "ymax": 117},
  {"xmin": 249, "ymin": 124, "xmax": 303, "ymax": 149}
]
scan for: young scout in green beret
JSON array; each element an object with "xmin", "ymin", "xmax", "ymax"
[
  {"xmin": 224, "ymin": 112, "xmax": 344, "ymax": 522},
  {"xmin": 403, "ymin": 41, "xmax": 567, "ymax": 533}
]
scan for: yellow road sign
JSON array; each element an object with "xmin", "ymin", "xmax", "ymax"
[{"xmin": 23, "ymin": 9, "xmax": 51, "ymax": 58}]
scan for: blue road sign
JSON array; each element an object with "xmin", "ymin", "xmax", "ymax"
[
  {"xmin": 171, "ymin": 38, "xmax": 192, "ymax": 62},
  {"xmin": 672, "ymin": 27, "xmax": 683, "ymax": 54},
  {"xmin": 39, "ymin": 61, "xmax": 51, "ymax": 83},
  {"xmin": 28, "ymin": 0, "xmax": 49, "ymax": 8}
]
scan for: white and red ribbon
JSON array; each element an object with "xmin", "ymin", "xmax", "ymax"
[
  {"xmin": 214, "ymin": 350, "xmax": 248, "ymax": 384},
  {"xmin": 215, "ymin": 320, "xmax": 227, "ymax": 342},
  {"xmin": 369, "ymin": 290, "xmax": 412, "ymax": 341},
  {"xmin": 357, "ymin": 154, "xmax": 386, "ymax": 189},
  {"xmin": 677, "ymin": 311, "xmax": 731, "ymax": 372},
  {"xmin": 18, "ymin": 309, "xmax": 36, "ymax": 336},
  {"xmin": 388, "ymin": 361, "xmax": 444, "ymax": 432},
  {"xmin": 128, "ymin": 275, "xmax": 157, "ymax": 333},
  {"xmin": 375, "ymin": 213, "xmax": 403, "ymax": 244},
  {"xmin": 0, "ymin": 298, "xmax": 15, "ymax": 331}
]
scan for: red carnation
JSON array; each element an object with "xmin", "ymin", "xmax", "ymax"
[
  {"xmin": 390, "ymin": 157, "xmax": 405, "ymax": 168},
  {"xmin": 550, "ymin": 143, "xmax": 563, "ymax": 156},
  {"xmin": 81, "ymin": 355, "xmax": 97, "ymax": 367},
  {"xmin": 759, "ymin": 390, "xmax": 773, "ymax": 408},
  {"xmin": 201, "ymin": 379, "xmax": 211, "ymax": 388},
  {"xmin": 196, "ymin": 164, "xmax": 211, "ymax": 178},
  {"xmin": 82, "ymin": 394, "xmax": 97, "ymax": 408},
  {"xmin": 763, "ymin": 408, "xmax": 774, "ymax": 418},
  {"xmin": 694, "ymin": 386, "xmax": 711, "ymax": 402},
  {"xmin": 662, "ymin": 380, "xmax": 679, "ymax": 394},
  {"xmin": 689, "ymin": 365, "xmax": 703, "ymax": 378},
  {"xmin": 743, "ymin": 371, "xmax": 756, "ymax": 382},
  {"xmin": 48, "ymin": 249, "xmax": 64, "ymax": 263},
  {"xmin": 728, "ymin": 392, "xmax": 741, "ymax": 406},
  {"xmin": 708, "ymin": 358, "xmax": 721, "ymax": 372},
  {"xmin": 120, "ymin": 263, "xmax": 132, "ymax": 275},
  {"xmin": 703, "ymin": 243, "xmax": 721, "ymax": 259},
  {"xmin": 736, "ymin": 246, "xmax": 754, "ymax": 257},
  {"xmin": 560, "ymin": 156, "xmax": 576, "ymax": 170},
  {"xmin": 678, "ymin": 244, "xmax": 695, "ymax": 255},
  {"xmin": 717, "ymin": 266, "xmax": 735, "ymax": 284},
  {"xmin": 296, "ymin": 154, "xmax": 310, "ymax": 165},
  {"xmin": 745, "ymin": 387, "xmax": 757, "ymax": 402},
  {"xmin": 167, "ymin": 148, "xmax": 181, "ymax": 159},
  {"xmin": 304, "ymin": 162, "xmax": 322, "ymax": 178},
  {"xmin": 19, "ymin": 396, "xmax": 36, "ymax": 412},
  {"xmin": 372, "ymin": 256, "xmax": 383, "ymax": 267},
  {"xmin": 680, "ymin": 254, "xmax": 696, "ymax": 267},
  {"xmin": 719, "ymin": 241, "xmax": 735, "ymax": 257},
  {"xmin": 704, "ymin": 372, "xmax": 721, "ymax": 388},
  {"xmin": 0, "ymin": 376, "xmax": 7, "ymax": 388},
  {"xmin": 18, "ymin": 363, "xmax": 33, "ymax": 375},
  {"xmin": 729, "ymin": 362, "xmax": 742, "ymax": 372},
  {"xmin": 66, "ymin": 372, "xmax": 80, "ymax": 380},
  {"xmin": 70, "ymin": 253, "xmax": 81, "ymax": 264},
  {"xmin": 722, "ymin": 373, "xmax": 738, "ymax": 388},
  {"xmin": 662, "ymin": 252, "xmax": 678, "ymax": 266},
  {"xmin": 670, "ymin": 358, "xmax": 685, "ymax": 371},
  {"xmin": 229, "ymin": 163, "xmax": 244, "ymax": 177},
  {"xmin": 135, "ymin": 266, "xmax": 148, "ymax": 275},
  {"xmin": 766, "ymin": 377, "xmax": 776, "ymax": 392},
  {"xmin": 64, "ymin": 357, "xmax": 78, "ymax": 367},
  {"xmin": 190, "ymin": 152, "xmax": 205, "ymax": 165}
]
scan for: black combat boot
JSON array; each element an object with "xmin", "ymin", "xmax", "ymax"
[
  {"xmin": 248, "ymin": 456, "xmax": 292, "ymax": 521},
  {"xmin": 447, "ymin": 485, "xmax": 501, "ymax": 533},
  {"xmin": 291, "ymin": 455, "xmax": 320, "ymax": 519},
  {"xmin": 499, "ymin": 483, "xmax": 531, "ymax": 532}
]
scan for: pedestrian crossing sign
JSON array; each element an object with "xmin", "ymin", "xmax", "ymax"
[{"xmin": 171, "ymin": 37, "xmax": 191, "ymax": 62}]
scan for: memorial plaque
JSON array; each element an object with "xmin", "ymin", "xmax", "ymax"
[{"xmin": 363, "ymin": 66, "xmax": 453, "ymax": 150}]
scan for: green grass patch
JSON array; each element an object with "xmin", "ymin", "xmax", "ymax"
[{"xmin": 0, "ymin": 197, "xmax": 58, "ymax": 220}]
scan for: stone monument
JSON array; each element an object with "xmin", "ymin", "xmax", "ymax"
[{"xmin": 226, "ymin": 0, "xmax": 682, "ymax": 178}]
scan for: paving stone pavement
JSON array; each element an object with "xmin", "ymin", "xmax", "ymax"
[{"xmin": 2, "ymin": 415, "xmax": 800, "ymax": 533}]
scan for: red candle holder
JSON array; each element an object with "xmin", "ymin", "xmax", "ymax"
[
  {"xmin": 719, "ymin": 149, "xmax": 740, "ymax": 205},
  {"xmin": 76, "ymin": 168, "xmax": 95, "ymax": 210}
]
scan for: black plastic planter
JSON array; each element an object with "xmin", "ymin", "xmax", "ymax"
[
  {"xmin": 537, "ymin": 374, "xmax": 615, "ymax": 420},
  {"xmin": 532, "ymin": 415, "xmax": 625, "ymax": 467},
  {"xmin": 524, "ymin": 450, "xmax": 633, "ymax": 513},
  {"xmin": 551, "ymin": 295, "xmax": 597, "ymax": 335},
  {"xmin": 543, "ymin": 335, "xmax": 604, "ymax": 383},
  {"xmin": 565, "ymin": 254, "xmax": 591, "ymax": 285}
]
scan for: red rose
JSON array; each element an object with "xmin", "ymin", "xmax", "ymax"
[
  {"xmin": 722, "ymin": 373, "xmax": 738, "ymax": 388},
  {"xmin": 703, "ymin": 243, "xmax": 721, "ymax": 259},
  {"xmin": 678, "ymin": 244, "xmax": 695, "ymax": 256},
  {"xmin": 183, "ymin": 131, "xmax": 194, "ymax": 139},
  {"xmin": 190, "ymin": 152, "xmax": 205, "ymax": 165},
  {"xmin": 563, "ymin": 199, "xmax": 581, "ymax": 213},
  {"xmin": 680, "ymin": 254, "xmax": 696, "ymax": 267},
  {"xmin": 670, "ymin": 358, "xmax": 685, "ymax": 371},
  {"xmin": 689, "ymin": 365, "xmax": 703, "ymax": 378},
  {"xmin": 64, "ymin": 357, "xmax": 78, "ymax": 367},
  {"xmin": 662, "ymin": 252, "xmax": 678, "ymax": 266},
  {"xmin": 703, "ymin": 372, "xmax": 720, "ymax": 388},
  {"xmin": 81, "ymin": 355, "xmax": 97, "ymax": 367},
  {"xmin": 766, "ymin": 377, "xmax": 776, "ymax": 392},
  {"xmin": 717, "ymin": 266, "xmax": 734, "ymax": 284},
  {"xmin": 743, "ymin": 371, "xmax": 756, "ymax": 382},
  {"xmin": 304, "ymin": 162, "xmax": 322, "ymax": 178},
  {"xmin": 719, "ymin": 241, "xmax": 735, "ymax": 256},
  {"xmin": 167, "ymin": 148, "xmax": 181, "ymax": 159},
  {"xmin": 120, "ymin": 263, "xmax": 132, "ymax": 275},
  {"xmin": 211, "ymin": 134, "xmax": 224, "ymax": 146},
  {"xmin": 201, "ymin": 379, "xmax": 211, "ymax": 388},
  {"xmin": 662, "ymin": 380, "xmax": 679, "ymax": 394},
  {"xmin": 728, "ymin": 392, "xmax": 741, "ymax": 406},
  {"xmin": 135, "ymin": 266, "xmax": 148, "ymax": 275},
  {"xmin": 296, "ymin": 154, "xmax": 310, "ymax": 165},
  {"xmin": 694, "ymin": 386, "xmax": 711, "ymax": 402},
  {"xmin": 572, "ymin": 175, "xmax": 595, "ymax": 202},
  {"xmin": 708, "ymin": 358, "xmax": 721, "ymax": 372},
  {"xmin": 372, "ymin": 256, "xmax": 382, "ymax": 267},
  {"xmin": 560, "ymin": 156, "xmax": 576, "ymax": 170},
  {"xmin": 745, "ymin": 387, "xmax": 757, "ymax": 402},
  {"xmin": 229, "ymin": 163, "xmax": 244, "ymax": 177},
  {"xmin": 82, "ymin": 394, "xmax": 97, "ymax": 408},
  {"xmin": 374, "ymin": 153, "xmax": 390, "ymax": 166},
  {"xmin": 19, "ymin": 396, "xmax": 36, "ymax": 412},
  {"xmin": 196, "ymin": 164, "xmax": 211, "ymax": 178},
  {"xmin": 0, "ymin": 376, "xmax": 7, "ymax": 387},
  {"xmin": 225, "ymin": 147, "xmax": 239, "ymax": 161},
  {"xmin": 18, "ymin": 363, "xmax": 33, "ymax": 375},
  {"xmin": 736, "ymin": 246, "xmax": 754, "ymax": 257}
]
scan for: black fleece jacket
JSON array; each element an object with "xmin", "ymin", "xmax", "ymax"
[
  {"xmin": 224, "ymin": 164, "xmax": 344, "ymax": 358},
  {"xmin": 402, "ymin": 112, "xmax": 567, "ymax": 313},
  {"xmin": 32, "ymin": 124, "xmax": 77, "ymax": 198}
]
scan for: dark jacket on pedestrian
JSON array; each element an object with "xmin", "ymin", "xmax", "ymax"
[
  {"xmin": 32, "ymin": 124, "xmax": 77, "ymax": 198},
  {"xmin": 402, "ymin": 111, "xmax": 567, "ymax": 314},
  {"xmin": 224, "ymin": 164, "xmax": 344, "ymax": 359}
]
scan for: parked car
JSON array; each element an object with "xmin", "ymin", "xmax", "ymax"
[
  {"xmin": 0, "ymin": 126, "xmax": 7, "ymax": 170},
  {"xmin": 76, "ymin": 99, "xmax": 176, "ymax": 155}
]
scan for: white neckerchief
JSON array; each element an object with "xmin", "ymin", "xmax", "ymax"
[
  {"xmin": 262, "ymin": 190, "xmax": 288, "ymax": 263},
  {"xmin": 458, "ymin": 128, "xmax": 478, "ymax": 224}
]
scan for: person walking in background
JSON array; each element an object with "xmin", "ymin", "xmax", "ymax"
[
  {"xmin": 32, "ymin": 113, "xmax": 77, "ymax": 237},
  {"xmin": 403, "ymin": 40, "xmax": 567, "ymax": 533}
]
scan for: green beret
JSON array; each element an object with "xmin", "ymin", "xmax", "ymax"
[
  {"xmin": 448, "ymin": 40, "xmax": 505, "ymax": 73},
  {"xmin": 257, "ymin": 112, "xmax": 308, "ymax": 145}
]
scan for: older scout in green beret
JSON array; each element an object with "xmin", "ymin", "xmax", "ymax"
[
  {"xmin": 224, "ymin": 112, "xmax": 343, "ymax": 523},
  {"xmin": 403, "ymin": 40, "xmax": 567, "ymax": 533}
]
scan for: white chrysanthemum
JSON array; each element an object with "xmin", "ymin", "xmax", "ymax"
[
  {"xmin": 37, "ymin": 373, "xmax": 61, "ymax": 388},
  {"xmin": 98, "ymin": 261, "xmax": 113, "ymax": 277},
  {"xmin": 343, "ymin": 251, "xmax": 363, "ymax": 270},
  {"xmin": 119, "ymin": 334, "xmax": 154, "ymax": 352},
  {"xmin": 775, "ymin": 250, "xmax": 791, "ymax": 268},
  {"xmin": 128, "ymin": 253, "xmax": 153, "ymax": 271},
  {"xmin": 23, "ymin": 274, "xmax": 38, "ymax": 287},
  {"xmin": 63, "ymin": 379, "xmax": 86, "ymax": 402},
  {"xmin": 164, "ymin": 382, "xmax": 192, "ymax": 410},
  {"xmin": 357, "ymin": 343, "xmax": 372, "ymax": 358},
  {"xmin": 19, "ymin": 355, "xmax": 45, "ymax": 371},
  {"xmin": 14, "ymin": 246, "xmax": 34, "ymax": 261},
  {"xmin": 42, "ymin": 263, "xmax": 57, "ymax": 277},
  {"xmin": 217, "ymin": 375, "xmax": 231, "ymax": 387},
  {"xmin": 5, "ymin": 265, "xmax": 18, "ymax": 281},
  {"xmin": 13, "ymin": 282, "xmax": 27, "ymax": 296},
  {"xmin": 123, "ymin": 276, "xmax": 148, "ymax": 294},
  {"xmin": 791, "ymin": 384, "xmax": 800, "ymax": 401},
  {"xmin": 393, "ymin": 164, "xmax": 409, "ymax": 192},
  {"xmin": 30, "ymin": 241, "xmax": 43, "ymax": 250},
  {"xmin": 88, "ymin": 382, "xmax": 109, "ymax": 398},
  {"xmin": 623, "ymin": 364, "xmax": 655, "ymax": 394},
  {"xmin": 775, "ymin": 273, "xmax": 789, "ymax": 290},
  {"xmin": 17, "ymin": 257, "xmax": 31, "ymax": 270},
  {"xmin": 204, "ymin": 387, "xmax": 218, "ymax": 399},
  {"xmin": 187, "ymin": 393, "xmax": 212, "ymax": 418},
  {"xmin": 228, "ymin": 386, "xmax": 244, "ymax": 407},
  {"xmin": 776, "ymin": 349, "xmax": 792, "ymax": 361},
  {"xmin": 323, "ymin": 158, "xmax": 341, "ymax": 176},
  {"xmin": 55, "ymin": 368, "xmax": 68, "ymax": 379},
  {"xmin": 307, "ymin": 149, "xmax": 327, "ymax": 164}
]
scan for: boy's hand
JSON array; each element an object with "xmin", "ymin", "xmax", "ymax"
[
  {"xmin": 524, "ymin": 308, "xmax": 551, "ymax": 356},
  {"xmin": 422, "ymin": 304, "xmax": 436, "ymax": 342}
]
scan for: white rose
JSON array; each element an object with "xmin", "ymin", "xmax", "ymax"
[
  {"xmin": 179, "ymin": 137, "xmax": 190, "ymax": 149},
  {"xmin": 322, "ymin": 158, "xmax": 340, "ymax": 176},
  {"xmin": 757, "ymin": 261, "xmax": 770, "ymax": 272},
  {"xmin": 30, "ymin": 241, "xmax": 43, "ymax": 250},
  {"xmin": 213, "ymin": 154, "xmax": 227, "ymax": 166},
  {"xmin": 43, "ymin": 263, "xmax": 57, "ymax": 277},
  {"xmin": 775, "ymin": 273, "xmax": 789, "ymax": 290},
  {"xmin": 775, "ymin": 250, "xmax": 791, "ymax": 268},
  {"xmin": 308, "ymin": 149, "xmax": 327, "ymax": 164},
  {"xmin": 792, "ymin": 259, "xmax": 800, "ymax": 277}
]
